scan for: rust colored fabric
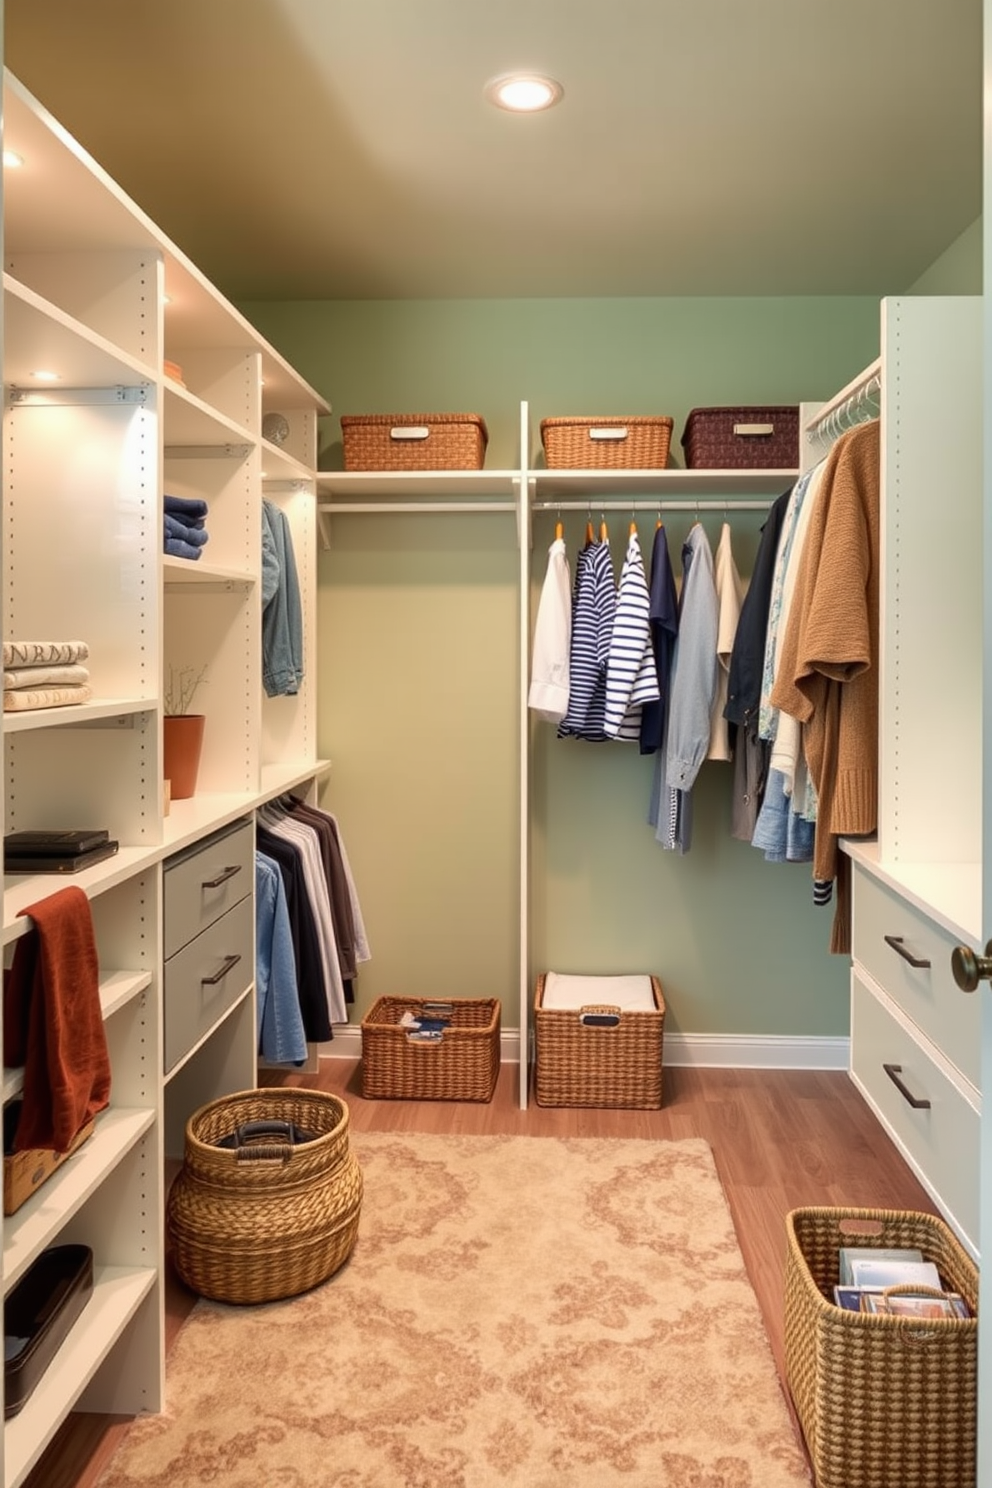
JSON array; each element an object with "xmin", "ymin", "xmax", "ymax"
[{"xmin": 3, "ymin": 885, "xmax": 111, "ymax": 1153}]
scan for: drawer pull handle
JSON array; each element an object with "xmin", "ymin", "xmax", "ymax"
[
  {"xmin": 882, "ymin": 1062, "xmax": 931, "ymax": 1110},
  {"xmin": 883, "ymin": 934, "xmax": 931, "ymax": 970},
  {"xmin": 950, "ymin": 940, "xmax": 992, "ymax": 992},
  {"xmin": 201, "ymin": 953, "xmax": 242, "ymax": 986},
  {"xmin": 202, "ymin": 864, "xmax": 242, "ymax": 890}
]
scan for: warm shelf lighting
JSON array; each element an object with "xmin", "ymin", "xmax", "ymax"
[
  {"xmin": 486, "ymin": 74, "xmax": 563, "ymax": 113},
  {"xmin": 3, "ymin": 150, "xmax": 24, "ymax": 169},
  {"xmin": 31, "ymin": 370, "xmax": 60, "ymax": 382}
]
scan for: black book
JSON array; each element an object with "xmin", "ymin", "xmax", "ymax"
[
  {"xmin": 4, "ymin": 840, "xmax": 119, "ymax": 875},
  {"xmin": 4, "ymin": 829, "xmax": 110, "ymax": 858}
]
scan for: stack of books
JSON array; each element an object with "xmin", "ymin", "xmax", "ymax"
[
  {"xmin": 3, "ymin": 829, "xmax": 119, "ymax": 875},
  {"xmin": 833, "ymin": 1245, "xmax": 971, "ymax": 1318}
]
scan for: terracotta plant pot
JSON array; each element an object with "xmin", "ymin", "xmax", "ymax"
[{"xmin": 163, "ymin": 714, "xmax": 205, "ymax": 800}]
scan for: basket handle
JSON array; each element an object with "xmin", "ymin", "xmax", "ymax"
[
  {"xmin": 578, "ymin": 1004, "xmax": 622, "ymax": 1028},
  {"xmin": 588, "ymin": 427, "xmax": 628, "ymax": 441},
  {"xmin": 391, "ymin": 425, "xmax": 430, "ymax": 441},
  {"xmin": 232, "ymin": 1120, "xmax": 299, "ymax": 1162},
  {"xmin": 733, "ymin": 422, "xmax": 774, "ymax": 436}
]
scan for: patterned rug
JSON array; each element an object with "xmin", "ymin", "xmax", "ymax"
[{"xmin": 98, "ymin": 1133, "xmax": 812, "ymax": 1487}]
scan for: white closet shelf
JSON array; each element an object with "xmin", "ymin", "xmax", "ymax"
[
  {"xmin": 4, "ymin": 1264, "xmax": 157, "ymax": 1488},
  {"xmin": 163, "ymin": 382, "xmax": 256, "ymax": 450},
  {"xmin": 2, "ymin": 970, "xmax": 153, "ymax": 1104},
  {"xmin": 163, "ymin": 557, "xmax": 255, "ymax": 588},
  {"xmin": 317, "ymin": 470, "xmax": 521, "ymax": 500},
  {"xmin": 2, "ymin": 1108, "xmax": 155, "ymax": 1293},
  {"xmin": 4, "ymin": 277, "xmax": 156, "ymax": 391},
  {"xmin": 2, "ymin": 699, "xmax": 154, "ymax": 734}
]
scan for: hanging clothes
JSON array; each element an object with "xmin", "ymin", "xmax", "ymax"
[
  {"xmin": 529, "ymin": 532, "xmax": 572, "ymax": 724},
  {"xmin": 253, "ymin": 823, "xmax": 332, "ymax": 1043},
  {"xmin": 639, "ymin": 522, "xmax": 679, "ymax": 756},
  {"xmin": 650, "ymin": 523, "xmax": 718, "ymax": 853},
  {"xmin": 706, "ymin": 522, "xmax": 744, "ymax": 762},
  {"xmin": 770, "ymin": 419, "xmax": 881, "ymax": 954},
  {"xmin": 604, "ymin": 526, "xmax": 660, "ymax": 741},
  {"xmin": 262, "ymin": 499, "xmax": 304, "ymax": 697},
  {"xmin": 557, "ymin": 533, "xmax": 616, "ymax": 742},
  {"xmin": 722, "ymin": 486, "xmax": 793, "ymax": 840},
  {"xmin": 255, "ymin": 851, "xmax": 308, "ymax": 1065}
]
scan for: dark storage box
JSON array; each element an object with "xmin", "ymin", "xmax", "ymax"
[
  {"xmin": 341, "ymin": 413, "xmax": 488, "ymax": 471},
  {"xmin": 681, "ymin": 406, "xmax": 799, "ymax": 469},
  {"xmin": 4, "ymin": 1244, "xmax": 94, "ymax": 1418}
]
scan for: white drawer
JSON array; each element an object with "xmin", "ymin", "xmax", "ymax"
[
  {"xmin": 164, "ymin": 893, "xmax": 254, "ymax": 1074},
  {"xmin": 164, "ymin": 818, "xmax": 254, "ymax": 960},
  {"xmin": 851, "ymin": 970, "xmax": 980, "ymax": 1253},
  {"xmin": 851, "ymin": 864, "xmax": 980, "ymax": 1087}
]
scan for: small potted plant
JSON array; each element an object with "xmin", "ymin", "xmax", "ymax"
[{"xmin": 163, "ymin": 664, "xmax": 208, "ymax": 800}]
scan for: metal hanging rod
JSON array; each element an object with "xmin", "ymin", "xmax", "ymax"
[
  {"xmin": 531, "ymin": 499, "xmax": 772, "ymax": 513},
  {"xmin": 805, "ymin": 357, "xmax": 882, "ymax": 444}
]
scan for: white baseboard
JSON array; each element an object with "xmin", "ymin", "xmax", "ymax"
[{"xmin": 315, "ymin": 1026, "xmax": 850, "ymax": 1072}]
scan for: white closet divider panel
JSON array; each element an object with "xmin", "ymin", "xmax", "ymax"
[
  {"xmin": 878, "ymin": 298, "xmax": 982, "ymax": 898},
  {"xmin": 171, "ymin": 347, "xmax": 261, "ymax": 435}
]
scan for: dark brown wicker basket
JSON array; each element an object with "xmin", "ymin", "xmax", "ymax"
[
  {"xmin": 533, "ymin": 974, "xmax": 665, "ymax": 1108},
  {"xmin": 540, "ymin": 416, "xmax": 673, "ymax": 469},
  {"xmin": 341, "ymin": 413, "xmax": 488, "ymax": 471},
  {"xmin": 166, "ymin": 1088, "xmax": 363, "ymax": 1305},
  {"xmin": 784, "ymin": 1206, "xmax": 978, "ymax": 1488},
  {"xmin": 680, "ymin": 406, "xmax": 799, "ymax": 469},
  {"xmin": 361, "ymin": 996, "xmax": 500, "ymax": 1101}
]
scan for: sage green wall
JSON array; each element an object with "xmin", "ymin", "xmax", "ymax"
[
  {"xmin": 907, "ymin": 217, "xmax": 982, "ymax": 294},
  {"xmin": 244, "ymin": 295, "xmax": 880, "ymax": 1039}
]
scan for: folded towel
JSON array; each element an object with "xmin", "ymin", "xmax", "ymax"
[
  {"xmin": 4, "ymin": 665, "xmax": 90, "ymax": 690},
  {"xmin": 163, "ymin": 513, "xmax": 209, "ymax": 546},
  {"xmin": 3, "ymin": 685, "xmax": 93, "ymax": 711},
  {"xmin": 164, "ymin": 538, "xmax": 204, "ymax": 561},
  {"xmin": 2, "ymin": 641, "xmax": 90, "ymax": 668},
  {"xmin": 164, "ymin": 494, "xmax": 209, "ymax": 521},
  {"xmin": 3, "ymin": 886, "xmax": 111, "ymax": 1153}
]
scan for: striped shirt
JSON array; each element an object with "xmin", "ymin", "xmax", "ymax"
[
  {"xmin": 604, "ymin": 529, "xmax": 660, "ymax": 740},
  {"xmin": 558, "ymin": 539, "xmax": 616, "ymax": 742}
]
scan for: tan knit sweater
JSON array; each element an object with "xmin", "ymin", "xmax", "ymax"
[{"xmin": 770, "ymin": 419, "xmax": 880, "ymax": 942}]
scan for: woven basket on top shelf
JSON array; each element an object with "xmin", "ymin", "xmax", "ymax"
[
  {"xmin": 340, "ymin": 413, "xmax": 488, "ymax": 471},
  {"xmin": 540, "ymin": 415, "xmax": 673, "ymax": 470},
  {"xmin": 166, "ymin": 1088, "xmax": 363, "ymax": 1305},
  {"xmin": 784, "ymin": 1205, "xmax": 978, "ymax": 1488}
]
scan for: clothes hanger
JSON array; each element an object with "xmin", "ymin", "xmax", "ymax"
[
  {"xmin": 599, "ymin": 511, "xmax": 609, "ymax": 543},
  {"xmin": 585, "ymin": 501, "xmax": 595, "ymax": 546}
]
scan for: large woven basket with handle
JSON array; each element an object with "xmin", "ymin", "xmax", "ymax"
[
  {"xmin": 784, "ymin": 1205, "xmax": 978, "ymax": 1488},
  {"xmin": 166, "ymin": 1088, "xmax": 363, "ymax": 1305}
]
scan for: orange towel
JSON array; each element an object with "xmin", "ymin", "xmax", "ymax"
[{"xmin": 3, "ymin": 885, "xmax": 111, "ymax": 1153}]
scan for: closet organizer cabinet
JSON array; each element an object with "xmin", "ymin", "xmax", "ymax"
[{"xmin": 0, "ymin": 70, "xmax": 328, "ymax": 1486}]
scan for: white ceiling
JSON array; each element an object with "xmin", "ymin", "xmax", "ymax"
[{"xmin": 3, "ymin": 0, "xmax": 983, "ymax": 303}]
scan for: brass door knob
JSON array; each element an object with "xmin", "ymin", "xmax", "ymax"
[{"xmin": 950, "ymin": 941, "xmax": 992, "ymax": 993}]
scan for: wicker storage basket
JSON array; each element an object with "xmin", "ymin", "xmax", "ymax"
[
  {"xmin": 540, "ymin": 416, "xmax": 673, "ymax": 469},
  {"xmin": 533, "ymin": 973, "xmax": 665, "ymax": 1108},
  {"xmin": 166, "ymin": 1088, "xmax": 363, "ymax": 1305},
  {"xmin": 784, "ymin": 1206, "xmax": 978, "ymax": 1488},
  {"xmin": 680, "ymin": 405, "xmax": 799, "ymax": 469},
  {"xmin": 341, "ymin": 413, "xmax": 488, "ymax": 471},
  {"xmin": 361, "ymin": 996, "xmax": 501, "ymax": 1101}
]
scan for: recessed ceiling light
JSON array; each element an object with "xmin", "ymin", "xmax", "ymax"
[
  {"xmin": 31, "ymin": 370, "xmax": 60, "ymax": 382},
  {"xmin": 486, "ymin": 74, "xmax": 563, "ymax": 113},
  {"xmin": 3, "ymin": 150, "xmax": 24, "ymax": 169}
]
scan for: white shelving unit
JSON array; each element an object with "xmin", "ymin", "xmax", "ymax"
[{"xmin": 0, "ymin": 69, "xmax": 329, "ymax": 1486}]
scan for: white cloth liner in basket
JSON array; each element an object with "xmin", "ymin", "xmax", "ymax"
[{"xmin": 541, "ymin": 972, "xmax": 656, "ymax": 1011}]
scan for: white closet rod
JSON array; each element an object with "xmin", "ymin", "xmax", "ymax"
[
  {"xmin": 805, "ymin": 356, "xmax": 882, "ymax": 443},
  {"xmin": 318, "ymin": 501, "xmax": 517, "ymax": 514},
  {"xmin": 531, "ymin": 499, "xmax": 773, "ymax": 513}
]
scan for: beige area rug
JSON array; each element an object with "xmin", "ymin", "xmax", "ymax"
[{"xmin": 98, "ymin": 1133, "xmax": 812, "ymax": 1487}]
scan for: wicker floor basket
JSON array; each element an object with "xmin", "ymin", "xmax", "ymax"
[
  {"xmin": 784, "ymin": 1206, "xmax": 978, "ymax": 1488},
  {"xmin": 361, "ymin": 996, "xmax": 501, "ymax": 1101},
  {"xmin": 166, "ymin": 1088, "xmax": 363, "ymax": 1305},
  {"xmin": 533, "ymin": 974, "xmax": 665, "ymax": 1108},
  {"xmin": 540, "ymin": 416, "xmax": 673, "ymax": 469},
  {"xmin": 341, "ymin": 413, "xmax": 488, "ymax": 471}
]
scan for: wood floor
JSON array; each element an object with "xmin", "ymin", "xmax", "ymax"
[{"xmin": 26, "ymin": 1060, "xmax": 939, "ymax": 1488}]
